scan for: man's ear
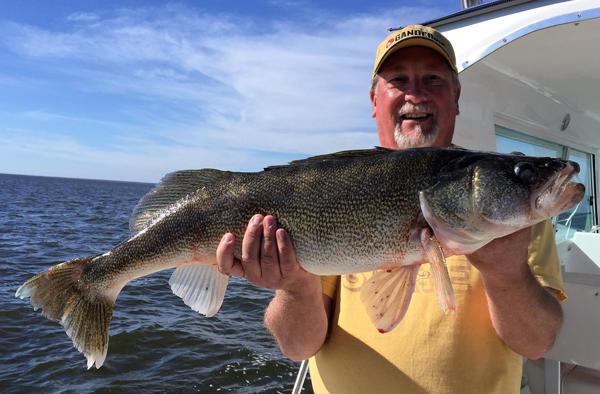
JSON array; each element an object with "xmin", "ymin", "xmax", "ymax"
[
  {"xmin": 370, "ymin": 89, "xmax": 377, "ymax": 118},
  {"xmin": 454, "ymin": 82, "xmax": 461, "ymax": 115}
]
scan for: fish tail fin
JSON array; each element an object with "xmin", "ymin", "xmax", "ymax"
[
  {"xmin": 15, "ymin": 256, "xmax": 113, "ymax": 369},
  {"xmin": 421, "ymin": 230, "xmax": 457, "ymax": 313},
  {"xmin": 169, "ymin": 265, "xmax": 229, "ymax": 317}
]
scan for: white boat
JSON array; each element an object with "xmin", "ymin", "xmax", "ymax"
[
  {"xmin": 430, "ymin": 1, "xmax": 600, "ymax": 393},
  {"xmin": 293, "ymin": 1, "xmax": 600, "ymax": 392}
]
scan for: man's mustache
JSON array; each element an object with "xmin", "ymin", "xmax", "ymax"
[{"xmin": 397, "ymin": 103, "xmax": 436, "ymax": 117}]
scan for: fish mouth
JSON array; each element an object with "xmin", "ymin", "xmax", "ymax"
[{"xmin": 533, "ymin": 162, "xmax": 585, "ymax": 219}]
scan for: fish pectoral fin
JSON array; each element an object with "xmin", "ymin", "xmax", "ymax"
[
  {"xmin": 360, "ymin": 265, "xmax": 419, "ymax": 333},
  {"xmin": 421, "ymin": 229, "xmax": 457, "ymax": 314},
  {"xmin": 169, "ymin": 265, "xmax": 229, "ymax": 317}
]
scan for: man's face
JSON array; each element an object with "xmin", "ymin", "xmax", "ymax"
[{"xmin": 370, "ymin": 46, "xmax": 461, "ymax": 149}]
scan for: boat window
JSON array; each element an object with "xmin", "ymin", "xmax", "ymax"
[
  {"xmin": 495, "ymin": 126, "xmax": 596, "ymax": 241},
  {"xmin": 563, "ymin": 149, "xmax": 595, "ymax": 237},
  {"xmin": 496, "ymin": 127, "xmax": 563, "ymax": 158}
]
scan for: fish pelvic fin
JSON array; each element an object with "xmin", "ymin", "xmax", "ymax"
[
  {"xmin": 15, "ymin": 256, "xmax": 113, "ymax": 369},
  {"xmin": 421, "ymin": 229, "xmax": 457, "ymax": 314},
  {"xmin": 169, "ymin": 265, "xmax": 229, "ymax": 317},
  {"xmin": 360, "ymin": 265, "xmax": 419, "ymax": 333}
]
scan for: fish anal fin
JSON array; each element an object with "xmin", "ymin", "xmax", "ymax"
[
  {"xmin": 169, "ymin": 265, "xmax": 229, "ymax": 317},
  {"xmin": 420, "ymin": 228, "xmax": 457, "ymax": 313},
  {"xmin": 360, "ymin": 265, "xmax": 419, "ymax": 333}
]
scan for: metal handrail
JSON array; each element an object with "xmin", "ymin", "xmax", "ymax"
[
  {"xmin": 291, "ymin": 359, "xmax": 309, "ymax": 394},
  {"xmin": 556, "ymin": 202, "xmax": 582, "ymax": 239}
]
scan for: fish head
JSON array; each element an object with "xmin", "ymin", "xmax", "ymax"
[{"xmin": 419, "ymin": 152, "xmax": 585, "ymax": 254}]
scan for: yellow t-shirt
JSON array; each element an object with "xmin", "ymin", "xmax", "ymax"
[{"xmin": 309, "ymin": 220, "xmax": 564, "ymax": 394}]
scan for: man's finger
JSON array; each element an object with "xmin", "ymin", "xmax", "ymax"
[
  {"xmin": 216, "ymin": 233, "xmax": 244, "ymax": 277},
  {"xmin": 261, "ymin": 215, "xmax": 282, "ymax": 286},
  {"xmin": 241, "ymin": 214, "xmax": 264, "ymax": 281},
  {"xmin": 276, "ymin": 228, "xmax": 299, "ymax": 278}
]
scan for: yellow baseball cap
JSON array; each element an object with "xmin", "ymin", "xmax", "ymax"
[{"xmin": 372, "ymin": 24, "xmax": 457, "ymax": 80}]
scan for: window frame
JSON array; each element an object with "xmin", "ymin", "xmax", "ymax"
[{"xmin": 495, "ymin": 125, "xmax": 598, "ymax": 234}]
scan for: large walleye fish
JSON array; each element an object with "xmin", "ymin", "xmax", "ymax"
[{"xmin": 17, "ymin": 147, "xmax": 584, "ymax": 368}]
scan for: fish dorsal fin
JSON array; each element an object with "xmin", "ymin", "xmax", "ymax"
[
  {"xmin": 360, "ymin": 265, "xmax": 419, "ymax": 333},
  {"xmin": 264, "ymin": 147, "xmax": 393, "ymax": 171},
  {"xmin": 130, "ymin": 169, "xmax": 237, "ymax": 232}
]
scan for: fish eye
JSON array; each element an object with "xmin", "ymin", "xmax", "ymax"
[{"xmin": 514, "ymin": 162, "xmax": 537, "ymax": 184}]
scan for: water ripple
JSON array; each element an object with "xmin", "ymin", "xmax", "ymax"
[{"xmin": 0, "ymin": 174, "xmax": 311, "ymax": 393}]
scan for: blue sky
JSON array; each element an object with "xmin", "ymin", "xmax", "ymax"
[{"xmin": 0, "ymin": 0, "xmax": 462, "ymax": 182}]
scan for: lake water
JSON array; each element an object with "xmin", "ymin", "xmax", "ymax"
[{"xmin": 0, "ymin": 173, "xmax": 310, "ymax": 393}]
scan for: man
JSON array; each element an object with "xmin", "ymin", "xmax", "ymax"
[{"xmin": 216, "ymin": 25, "xmax": 565, "ymax": 393}]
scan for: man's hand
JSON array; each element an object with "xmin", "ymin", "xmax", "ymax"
[
  {"xmin": 466, "ymin": 226, "xmax": 562, "ymax": 359},
  {"xmin": 467, "ymin": 227, "xmax": 531, "ymax": 283},
  {"xmin": 216, "ymin": 214, "xmax": 317, "ymax": 293},
  {"xmin": 215, "ymin": 214, "xmax": 330, "ymax": 361}
]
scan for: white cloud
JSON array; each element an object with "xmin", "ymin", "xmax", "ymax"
[
  {"xmin": 0, "ymin": 3, "xmax": 448, "ymax": 181},
  {"xmin": 66, "ymin": 12, "xmax": 101, "ymax": 23}
]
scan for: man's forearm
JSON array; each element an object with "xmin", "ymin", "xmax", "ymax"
[
  {"xmin": 481, "ymin": 262, "xmax": 563, "ymax": 359},
  {"xmin": 264, "ymin": 277, "xmax": 329, "ymax": 361}
]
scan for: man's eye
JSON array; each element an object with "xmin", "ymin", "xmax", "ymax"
[
  {"xmin": 389, "ymin": 77, "xmax": 408, "ymax": 85},
  {"xmin": 426, "ymin": 75, "xmax": 444, "ymax": 85}
]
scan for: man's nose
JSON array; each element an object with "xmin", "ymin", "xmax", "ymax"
[{"xmin": 404, "ymin": 81, "xmax": 427, "ymax": 103}]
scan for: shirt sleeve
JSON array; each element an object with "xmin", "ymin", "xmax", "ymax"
[
  {"xmin": 320, "ymin": 275, "xmax": 339, "ymax": 299},
  {"xmin": 528, "ymin": 220, "xmax": 567, "ymax": 301}
]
